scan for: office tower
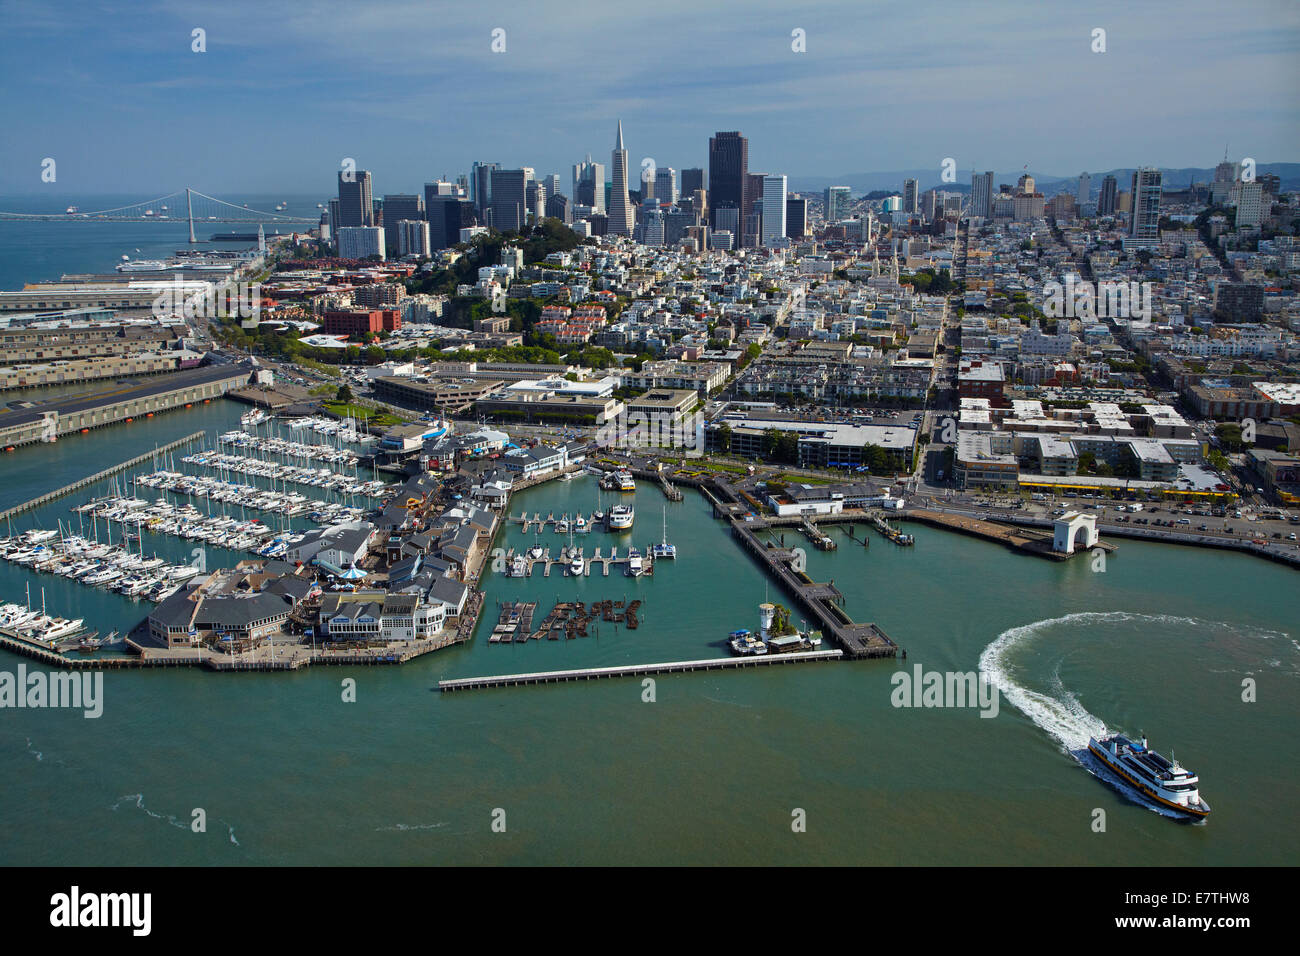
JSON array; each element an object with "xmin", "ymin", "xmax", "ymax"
[
  {"xmin": 545, "ymin": 174, "xmax": 562, "ymax": 201},
  {"xmin": 1117, "ymin": 190, "xmax": 1132, "ymax": 213},
  {"xmin": 639, "ymin": 164, "xmax": 655, "ymax": 205},
  {"xmin": 490, "ymin": 168, "xmax": 531, "ymax": 233},
  {"xmin": 470, "ymin": 162, "xmax": 500, "ymax": 218},
  {"xmin": 920, "ymin": 189, "xmax": 938, "ymax": 221},
  {"xmin": 425, "ymin": 181, "xmax": 453, "ymax": 199},
  {"xmin": 318, "ymin": 212, "xmax": 330, "ymax": 242},
  {"xmin": 398, "ymin": 220, "xmax": 430, "ymax": 257},
  {"xmin": 970, "ymin": 172, "xmax": 993, "ymax": 219},
  {"xmin": 546, "ymin": 193, "xmax": 572, "ymax": 224},
  {"xmin": 643, "ymin": 208, "xmax": 665, "ymax": 246},
  {"xmin": 1129, "ymin": 167, "xmax": 1162, "ymax": 241},
  {"xmin": 573, "ymin": 156, "xmax": 606, "ymax": 214},
  {"xmin": 382, "ymin": 194, "xmax": 422, "ymax": 257},
  {"xmin": 1235, "ymin": 181, "xmax": 1264, "ymax": 228},
  {"xmin": 653, "ymin": 166, "xmax": 677, "ymax": 205},
  {"xmin": 337, "ymin": 170, "xmax": 374, "ymax": 227},
  {"xmin": 608, "ymin": 120, "xmax": 636, "ymax": 237},
  {"xmin": 337, "ymin": 226, "xmax": 385, "ymax": 260},
  {"xmin": 1016, "ymin": 173, "xmax": 1035, "ymax": 196},
  {"xmin": 1098, "ymin": 175, "xmax": 1118, "ymax": 215},
  {"xmin": 744, "ymin": 172, "xmax": 764, "ymax": 246},
  {"xmin": 1076, "ymin": 172, "xmax": 1091, "ymax": 205},
  {"xmin": 824, "ymin": 185, "xmax": 851, "ymax": 222},
  {"xmin": 903, "ymin": 178, "xmax": 919, "ymax": 214},
  {"xmin": 714, "ymin": 206, "xmax": 740, "ymax": 239},
  {"xmin": 760, "ymin": 175, "xmax": 787, "ymax": 246},
  {"xmin": 327, "ymin": 199, "xmax": 340, "ymax": 239},
  {"xmin": 681, "ymin": 168, "xmax": 705, "ymax": 200},
  {"xmin": 426, "ymin": 196, "xmax": 475, "ymax": 250},
  {"xmin": 708, "ymin": 131, "xmax": 748, "ymax": 242},
  {"xmin": 785, "ymin": 196, "xmax": 807, "ymax": 239},
  {"xmin": 664, "ymin": 209, "xmax": 695, "ymax": 246}
]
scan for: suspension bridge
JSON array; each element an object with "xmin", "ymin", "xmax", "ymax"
[{"xmin": 0, "ymin": 188, "xmax": 320, "ymax": 241}]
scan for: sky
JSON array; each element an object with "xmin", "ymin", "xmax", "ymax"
[{"xmin": 1, "ymin": 0, "xmax": 1298, "ymax": 200}]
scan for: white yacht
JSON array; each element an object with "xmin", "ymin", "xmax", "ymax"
[
  {"xmin": 608, "ymin": 504, "xmax": 634, "ymax": 531},
  {"xmin": 626, "ymin": 547, "xmax": 644, "ymax": 577},
  {"xmin": 568, "ymin": 551, "xmax": 585, "ymax": 576}
]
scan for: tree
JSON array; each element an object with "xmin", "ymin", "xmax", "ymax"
[
  {"xmin": 336, "ymin": 384, "xmax": 353, "ymax": 403},
  {"xmin": 716, "ymin": 423, "xmax": 732, "ymax": 454}
]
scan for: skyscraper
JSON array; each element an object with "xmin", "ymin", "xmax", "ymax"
[
  {"xmin": 382, "ymin": 194, "xmax": 422, "ymax": 257},
  {"xmin": 824, "ymin": 186, "xmax": 851, "ymax": 222},
  {"xmin": 709, "ymin": 131, "xmax": 748, "ymax": 243},
  {"xmin": 490, "ymin": 168, "xmax": 531, "ymax": 233},
  {"xmin": 337, "ymin": 170, "xmax": 374, "ymax": 227},
  {"xmin": 427, "ymin": 196, "xmax": 475, "ymax": 250},
  {"xmin": 652, "ymin": 167, "xmax": 677, "ymax": 205},
  {"xmin": 970, "ymin": 171, "xmax": 994, "ymax": 219},
  {"xmin": 903, "ymin": 178, "xmax": 919, "ymax": 214},
  {"xmin": 1098, "ymin": 174, "xmax": 1118, "ymax": 215},
  {"xmin": 1236, "ymin": 180, "xmax": 1264, "ymax": 228},
  {"xmin": 1076, "ymin": 172, "xmax": 1091, "ymax": 205},
  {"xmin": 1129, "ymin": 167, "xmax": 1162, "ymax": 243},
  {"xmin": 785, "ymin": 196, "xmax": 807, "ymax": 239},
  {"xmin": 761, "ymin": 175, "xmax": 787, "ymax": 246},
  {"xmin": 573, "ymin": 156, "xmax": 606, "ymax": 213},
  {"xmin": 608, "ymin": 120, "xmax": 636, "ymax": 237},
  {"xmin": 470, "ymin": 162, "xmax": 500, "ymax": 219},
  {"xmin": 681, "ymin": 168, "xmax": 705, "ymax": 200}
]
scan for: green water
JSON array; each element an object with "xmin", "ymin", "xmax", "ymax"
[{"xmin": 1, "ymin": 404, "xmax": 1297, "ymax": 864}]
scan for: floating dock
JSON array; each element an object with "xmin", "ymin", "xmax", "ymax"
[{"xmin": 438, "ymin": 649, "xmax": 844, "ymax": 692}]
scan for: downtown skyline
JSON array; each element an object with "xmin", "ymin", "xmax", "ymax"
[{"xmin": 2, "ymin": 0, "xmax": 1298, "ymax": 195}]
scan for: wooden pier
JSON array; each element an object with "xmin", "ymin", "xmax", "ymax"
[
  {"xmin": 0, "ymin": 430, "xmax": 207, "ymax": 522},
  {"xmin": 438, "ymin": 649, "xmax": 844, "ymax": 692}
]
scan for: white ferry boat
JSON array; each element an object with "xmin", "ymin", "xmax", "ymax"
[
  {"xmin": 616, "ymin": 470, "xmax": 636, "ymax": 492},
  {"xmin": 1087, "ymin": 733, "xmax": 1211, "ymax": 820},
  {"xmin": 608, "ymin": 504, "xmax": 634, "ymax": 531}
]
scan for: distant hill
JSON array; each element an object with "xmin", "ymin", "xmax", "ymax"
[{"xmin": 789, "ymin": 163, "xmax": 1300, "ymax": 198}]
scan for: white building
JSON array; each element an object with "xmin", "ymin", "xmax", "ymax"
[
  {"xmin": 761, "ymin": 175, "xmax": 787, "ymax": 247},
  {"xmin": 338, "ymin": 226, "xmax": 386, "ymax": 261}
]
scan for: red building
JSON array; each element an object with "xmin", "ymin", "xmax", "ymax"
[{"xmin": 321, "ymin": 309, "xmax": 401, "ymax": 337}]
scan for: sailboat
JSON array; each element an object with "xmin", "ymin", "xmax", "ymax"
[{"xmin": 651, "ymin": 505, "xmax": 676, "ymax": 559}]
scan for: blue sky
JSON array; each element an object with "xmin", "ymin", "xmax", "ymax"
[{"xmin": 1, "ymin": 0, "xmax": 1297, "ymax": 197}]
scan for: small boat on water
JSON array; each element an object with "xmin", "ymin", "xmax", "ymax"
[
  {"xmin": 608, "ymin": 504, "xmax": 634, "ymax": 531},
  {"xmin": 568, "ymin": 550, "xmax": 585, "ymax": 576},
  {"xmin": 625, "ymin": 547, "xmax": 644, "ymax": 577}
]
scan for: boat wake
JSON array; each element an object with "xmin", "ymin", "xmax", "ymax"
[
  {"xmin": 375, "ymin": 822, "xmax": 449, "ymax": 832},
  {"xmin": 978, "ymin": 611, "xmax": 1286, "ymax": 820},
  {"xmin": 109, "ymin": 793, "xmax": 190, "ymax": 831}
]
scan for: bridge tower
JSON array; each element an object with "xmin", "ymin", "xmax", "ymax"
[{"xmin": 186, "ymin": 187, "xmax": 196, "ymax": 243}]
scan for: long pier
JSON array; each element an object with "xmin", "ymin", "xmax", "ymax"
[
  {"xmin": 438, "ymin": 649, "xmax": 843, "ymax": 692},
  {"xmin": 0, "ymin": 430, "xmax": 207, "ymax": 522}
]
